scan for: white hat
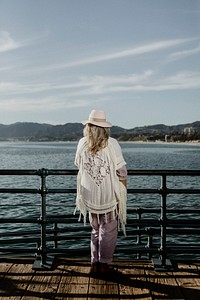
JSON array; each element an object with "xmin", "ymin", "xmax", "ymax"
[{"xmin": 82, "ymin": 110, "xmax": 112, "ymax": 128}]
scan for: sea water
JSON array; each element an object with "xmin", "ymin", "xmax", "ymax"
[{"xmin": 0, "ymin": 141, "xmax": 199, "ymax": 255}]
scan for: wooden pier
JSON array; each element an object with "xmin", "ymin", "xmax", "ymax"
[{"xmin": 0, "ymin": 258, "xmax": 199, "ymax": 299}]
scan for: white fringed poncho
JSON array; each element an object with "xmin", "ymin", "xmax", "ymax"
[{"xmin": 74, "ymin": 137, "xmax": 127, "ymax": 235}]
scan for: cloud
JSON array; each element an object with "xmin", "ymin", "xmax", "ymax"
[
  {"xmin": 79, "ymin": 70, "xmax": 153, "ymax": 85},
  {"xmin": 0, "ymin": 31, "xmax": 20, "ymax": 52},
  {"xmin": 169, "ymin": 44, "xmax": 200, "ymax": 61},
  {"xmin": 0, "ymin": 81, "xmax": 92, "ymax": 95},
  {"xmin": 157, "ymin": 71, "xmax": 200, "ymax": 90},
  {"xmin": 0, "ymin": 96, "xmax": 105, "ymax": 112},
  {"xmin": 0, "ymin": 71, "xmax": 153, "ymax": 97},
  {"xmin": 0, "ymin": 70, "xmax": 199, "ymax": 117},
  {"xmin": 64, "ymin": 70, "xmax": 200, "ymax": 95},
  {"xmin": 36, "ymin": 38, "xmax": 197, "ymax": 71},
  {"xmin": 0, "ymin": 30, "xmax": 49, "ymax": 54},
  {"xmin": 1, "ymin": 69, "xmax": 200, "ymax": 101}
]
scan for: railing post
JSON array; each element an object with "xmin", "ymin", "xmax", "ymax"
[
  {"xmin": 33, "ymin": 168, "xmax": 54, "ymax": 270},
  {"xmin": 161, "ymin": 174, "xmax": 167, "ymax": 265},
  {"xmin": 136, "ymin": 208, "xmax": 142, "ymax": 259},
  {"xmin": 54, "ymin": 222, "xmax": 58, "ymax": 249},
  {"xmin": 146, "ymin": 227, "xmax": 154, "ymax": 259},
  {"xmin": 152, "ymin": 174, "xmax": 173, "ymax": 271}
]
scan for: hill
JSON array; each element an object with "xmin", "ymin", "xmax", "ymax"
[{"xmin": 0, "ymin": 121, "xmax": 199, "ymax": 142}]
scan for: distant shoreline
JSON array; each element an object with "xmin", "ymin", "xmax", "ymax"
[
  {"xmin": 120, "ymin": 140, "xmax": 200, "ymax": 145},
  {"xmin": 0, "ymin": 139, "xmax": 199, "ymax": 145}
]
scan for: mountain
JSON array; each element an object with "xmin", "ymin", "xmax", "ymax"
[
  {"xmin": 0, "ymin": 122, "xmax": 83, "ymax": 141},
  {"xmin": 0, "ymin": 121, "xmax": 199, "ymax": 142}
]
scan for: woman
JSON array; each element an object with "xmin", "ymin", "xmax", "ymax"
[{"xmin": 74, "ymin": 109, "xmax": 127, "ymax": 275}]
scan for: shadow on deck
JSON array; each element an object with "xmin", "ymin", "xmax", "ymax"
[{"xmin": 0, "ymin": 258, "xmax": 200, "ymax": 299}]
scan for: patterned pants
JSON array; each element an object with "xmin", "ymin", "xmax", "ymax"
[{"xmin": 90, "ymin": 212, "xmax": 118, "ymax": 263}]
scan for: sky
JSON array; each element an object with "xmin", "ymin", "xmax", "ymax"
[{"xmin": 0, "ymin": 0, "xmax": 200, "ymax": 129}]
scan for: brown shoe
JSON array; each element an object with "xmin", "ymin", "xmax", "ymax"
[
  {"xmin": 99, "ymin": 263, "xmax": 115, "ymax": 274},
  {"xmin": 90, "ymin": 262, "xmax": 99, "ymax": 275}
]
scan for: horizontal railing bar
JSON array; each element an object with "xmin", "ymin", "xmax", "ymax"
[
  {"xmin": 0, "ymin": 169, "xmax": 200, "ymax": 176},
  {"xmin": 128, "ymin": 188, "xmax": 200, "ymax": 194},
  {"xmin": 1, "ymin": 208, "xmax": 198, "ymax": 215},
  {"xmin": 167, "ymin": 189, "xmax": 200, "ymax": 194},
  {"xmin": 0, "ymin": 218, "xmax": 38, "ymax": 223},
  {"xmin": 128, "ymin": 209, "xmax": 200, "ymax": 214},
  {"xmin": 128, "ymin": 189, "xmax": 160, "ymax": 194},
  {"xmin": 0, "ymin": 189, "xmax": 39, "ymax": 194},
  {"xmin": 1, "ymin": 245, "xmax": 199, "ymax": 255},
  {"xmin": 0, "ymin": 248, "xmax": 37, "ymax": 253},
  {"xmin": 0, "ymin": 230, "xmax": 42, "ymax": 237},
  {"xmin": 2, "ymin": 233, "xmax": 200, "ymax": 246},
  {"xmin": 48, "ymin": 247, "xmax": 158, "ymax": 255},
  {"xmin": 166, "ymin": 209, "xmax": 200, "ymax": 214},
  {"xmin": 0, "ymin": 170, "xmax": 39, "ymax": 176},
  {"xmin": 165, "ymin": 229, "xmax": 200, "ymax": 234},
  {"xmin": 127, "ymin": 170, "xmax": 200, "ymax": 176},
  {"xmin": 0, "ymin": 246, "xmax": 199, "ymax": 256},
  {"xmin": 167, "ymin": 219, "xmax": 200, "ymax": 225},
  {"xmin": 0, "ymin": 238, "xmax": 40, "ymax": 245},
  {"xmin": 1, "ymin": 217, "xmax": 199, "ymax": 226},
  {"xmin": 48, "ymin": 189, "xmax": 77, "ymax": 194},
  {"xmin": 1, "ymin": 228, "xmax": 200, "ymax": 243},
  {"xmin": 0, "ymin": 169, "xmax": 78, "ymax": 176},
  {"xmin": 166, "ymin": 247, "xmax": 200, "ymax": 253},
  {"xmin": 1, "ymin": 188, "xmax": 199, "ymax": 195},
  {"xmin": 0, "ymin": 247, "xmax": 149, "ymax": 254}
]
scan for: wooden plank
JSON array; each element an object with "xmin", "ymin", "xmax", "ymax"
[
  {"xmin": 118, "ymin": 260, "xmax": 152, "ymax": 300},
  {"xmin": 0, "ymin": 262, "xmax": 33, "ymax": 300},
  {"xmin": 0, "ymin": 262, "xmax": 12, "ymax": 280},
  {"xmin": 175, "ymin": 262, "xmax": 200, "ymax": 300},
  {"xmin": 145, "ymin": 264, "xmax": 185, "ymax": 300},
  {"xmin": 56, "ymin": 261, "xmax": 90, "ymax": 300},
  {"xmin": 0, "ymin": 259, "xmax": 199, "ymax": 300},
  {"xmin": 21, "ymin": 265, "xmax": 62, "ymax": 300},
  {"xmin": 88, "ymin": 277, "xmax": 119, "ymax": 300},
  {"xmin": 87, "ymin": 261, "xmax": 120, "ymax": 300}
]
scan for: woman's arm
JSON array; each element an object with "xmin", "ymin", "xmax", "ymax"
[{"xmin": 116, "ymin": 165, "xmax": 127, "ymax": 188}]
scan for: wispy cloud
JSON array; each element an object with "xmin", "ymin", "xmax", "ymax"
[
  {"xmin": 0, "ymin": 70, "xmax": 199, "ymax": 116},
  {"xmin": 0, "ymin": 30, "xmax": 49, "ymax": 54},
  {"xmin": 169, "ymin": 44, "xmax": 200, "ymax": 61},
  {"xmin": 0, "ymin": 95, "xmax": 105, "ymax": 112},
  {"xmin": 37, "ymin": 38, "xmax": 197, "ymax": 71},
  {"xmin": 64, "ymin": 70, "xmax": 200, "ymax": 96},
  {"xmin": 1, "ymin": 69, "xmax": 200, "ymax": 100},
  {"xmin": 0, "ymin": 81, "xmax": 91, "ymax": 95},
  {"xmin": 0, "ymin": 31, "xmax": 20, "ymax": 53},
  {"xmin": 156, "ymin": 71, "xmax": 200, "ymax": 90},
  {"xmin": 0, "ymin": 71, "xmax": 153, "ymax": 95}
]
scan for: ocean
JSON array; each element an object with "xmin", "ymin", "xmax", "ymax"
[{"xmin": 0, "ymin": 141, "xmax": 200, "ymax": 257}]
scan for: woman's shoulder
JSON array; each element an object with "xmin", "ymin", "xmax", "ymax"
[
  {"xmin": 108, "ymin": 137, "xmax": 120, "ymax": 147},
  {"xmin": 77, "ymin": 137, "xmax": 87, "ymax": 150},
  {"xmin": 108, "ymin": 137, "xmax": 123, "ymax": 156},
  {"xmin": 78, "ymin": 137, "xmax": 87, "ymax": 144}
]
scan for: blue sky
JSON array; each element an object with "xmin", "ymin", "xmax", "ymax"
[{"xmin": 0, "ymin": 0, "xmax": 200, "ymax": 129}]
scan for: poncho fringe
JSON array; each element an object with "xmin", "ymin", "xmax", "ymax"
[{"xmin": 74, "ymin": 139, "xmax": 127, "ymax": 236}]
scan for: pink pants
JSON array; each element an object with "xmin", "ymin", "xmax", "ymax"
[{"xmin": 90, "ymin": 212, "xmax": 118, "ymax": 263}]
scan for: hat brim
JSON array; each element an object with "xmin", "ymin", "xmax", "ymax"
[{"xmin": 82, "ymin": 120, "xmax": 112, "ymax": 128}]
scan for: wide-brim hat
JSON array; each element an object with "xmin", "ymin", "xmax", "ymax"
[{"xmin": 82, "ymin": 110, "xmax": 112, "ymax": 128}]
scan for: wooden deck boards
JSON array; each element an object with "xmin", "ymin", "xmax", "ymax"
[{"xmin": 0, "ymin": 258, "xmax": 199, "ymax": 299}]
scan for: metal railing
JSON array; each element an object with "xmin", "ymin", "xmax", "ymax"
[{"xmin": 0, "ymin": 169, "xmax": 200, "ymax": 270}]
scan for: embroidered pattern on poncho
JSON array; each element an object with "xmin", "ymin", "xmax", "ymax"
[{"xmin": 84, "ymin": 153, "xmax": 110, "ymax": 186}]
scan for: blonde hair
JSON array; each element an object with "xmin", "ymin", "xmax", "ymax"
[{"xmin": 84, "ymin": 124, "xmax": 110, "ymax": 154}]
